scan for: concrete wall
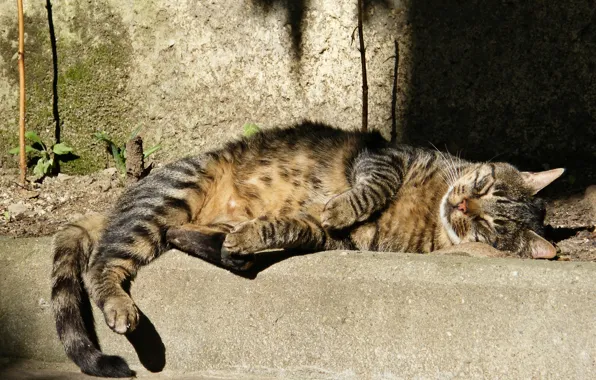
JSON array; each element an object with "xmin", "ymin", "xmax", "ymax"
[{"xmin": 0, "ymin": 0, "xmax": 594, "ymax": 189}]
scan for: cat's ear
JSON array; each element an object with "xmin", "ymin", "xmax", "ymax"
[
  {"xmin": 521, "ymin": 168, "xmax": 565, "ymax": 195},
  {"xmin": 524, "ymin": 230, "xmax": 557, "ymax": 259}
]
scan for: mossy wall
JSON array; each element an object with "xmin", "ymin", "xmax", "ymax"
[
  {"xmin": 0, "ymin": 0, "xmax": 134, "ymax": 173},
  {"xmin": 0, "ymin": 0, "xmax": 593, "ymax": 191}
]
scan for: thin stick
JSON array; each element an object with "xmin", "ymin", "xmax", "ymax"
[
  {"xmin": 390, "ymin": 40, "xmax": 399, "ymax": 143},
  {"xmin": 46, "ymin": 0, "xmax": 60, "ymax": 143},
  {"xmin": 357, "ymin": 0, "xmax": 368, "ymax": 132},
  {"xmin": 46, "ymin": 0, "xmax": 60, "ymax": 174},
  {"xmin": 17, "ymin": 0, "xmax": 26, "ymax": 185}
]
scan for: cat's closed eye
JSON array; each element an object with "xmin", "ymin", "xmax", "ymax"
[{"xmin": 474, "ymin": 176, "xmax": 493, "ymax": 196}]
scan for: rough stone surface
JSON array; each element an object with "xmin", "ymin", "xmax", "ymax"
[
  {"xmin": 1, "ymin": 0, "xmax": 592, "ymax": 192},
  {"xmin": 0, "ymin": 0, "xmax": 402, "ymax": 175},
  {"xmin": 1, "ymin": 237, "xmax": 596, "ymax": 379},
  {"xmin": 0, "ymin": 359, "xmax": 270, "ymax": 380}
]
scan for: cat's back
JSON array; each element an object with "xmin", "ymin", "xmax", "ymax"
[{"xmin": 225, "ymin": 121, "xmax": 387, "ymax": 161}]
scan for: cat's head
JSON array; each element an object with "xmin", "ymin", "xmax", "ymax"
[{"xmin": 440, "ymin": 164, "xmax": 564, "ymax": 259}]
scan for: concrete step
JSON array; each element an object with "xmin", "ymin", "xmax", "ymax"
[
  {"xmin": 0, "ymin": 358, "xmax": 272, "ymax": 380},
  {"xmin": 1, "ymin": 237, "xmax": 596, "ymax": 379}
]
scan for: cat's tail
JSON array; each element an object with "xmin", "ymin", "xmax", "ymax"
[{"xmin": 51, "ymin": 213, "xmax": 135, "ymax": 378}]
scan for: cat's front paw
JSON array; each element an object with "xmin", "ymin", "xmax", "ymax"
[
  {"xmin": 321, "ymin": 193, "xmax": 357, "ymax": 230},
  {"xmin": 220, "ymin": 247, "xmax": 255, "ymax": 271},
  {"xmin": 223, "ymin": 221, "xmax": 264, "ymax": 254},
  {"xmin": 102, "ymin": 296, "xmax": 139, "ymax": 334}
]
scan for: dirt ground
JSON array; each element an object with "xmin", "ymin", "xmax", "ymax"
[{"xmin": 0, "ymin": 168, "xmax": 594, "ymax": 261}]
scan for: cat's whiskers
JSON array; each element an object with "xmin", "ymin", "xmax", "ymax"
[
  {"xmin": 430, "ymin": 144, "xmax": 457, "ymax": 186},
  {"xmin": 445, "ymin": 149, "xmax": 462, "ymax": 184}
]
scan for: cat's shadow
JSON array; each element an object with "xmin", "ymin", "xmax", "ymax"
[
  {"xmin": 125, "ymin": 248, "xmax": 313, "ymax": 373},
  {"xmin": 124, "ymin": 309, "xmax": 166, "ymax": 373},
  {"xmin": 226, "ymin": 249, "xmax": 315, "ymax": 279}
]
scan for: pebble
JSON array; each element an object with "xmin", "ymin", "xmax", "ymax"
[
  {"xmin": 57, "ymin": 173, "xmax": 73, "ymax": 181},
  {"xmin": 22, "ymin": 190, "xmax": 39, "ymax": 199},
  {"xmin": 7, "ymin": 202, "xmax": 28, "ymax": 218},
  {"xmin": 102, "ymin": 168, "xmax": 118, "ymax": 177},
  {"xmin": 38, "ymin": 298, "xmax": 50, "ymax": 309},
  {"xmin": 97, "ymin": 180, "xmax": 112, "ymax": 192},
  {"xmin": 70, "ymin": 213, "xmax": 84, "ymax": 222}
]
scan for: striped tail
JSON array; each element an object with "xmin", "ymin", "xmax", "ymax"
[{"xmin": 51, "ymin": 213, "xmax": 135, "ymax": 378}]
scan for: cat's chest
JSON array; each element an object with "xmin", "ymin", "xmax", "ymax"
[{"xmin": 368, "ymin": 178, "xmax": 448, "ymax": 252}]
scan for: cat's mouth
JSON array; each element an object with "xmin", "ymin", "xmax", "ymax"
[{"xmin": 439, "ymin": 188, "xmax": 463, "ymax": 244}]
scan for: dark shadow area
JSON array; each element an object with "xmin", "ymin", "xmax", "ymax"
[
  {"xmin": 46, "ymin": 0, "xmax": 60, "ymax": 144},
  {"xmin": 390, "ymin": 40, "xmax": 399, "ymax": 143},
  {"xmin": 251, "ymin": 0, "xmax": 393, "ymax": 58},
  {"xmin": 405, "ymin": 0, "xmax": 596, "ymax": 195},
  {"xmin": 545, "ymin": 225, "xmax": 595, "ymax": 243},
  {"xmin": 230, "ymin": 249, "xmax": 317, "ymax": 280},
  {"xmin": 363, "ymin": 0, "xmax": 393, "ymax": 21},
  {"xmin": 252, "ymin": 0, "xmax": 308, "ymax": 58},
  {"xmin": 125, "ymin": 310, "xmax": 166, "ymax": 373},
  {"xmin": 46, "ymin": 0, "xmax": 62, "ymax": 175},
  {"xmin": 175, "ymin": 241, "xmax": 318, "ymax": 280},
  {"xmin": 0, "ymin": 359, "xmax": 78, "ymax": 380},
  {"xmin": 56, "ymin": 152, "xmax": 80, "ymax": 163},
  {"xmin": 121, "ymin": 281, "xmax": 165, "ymax": 373}
]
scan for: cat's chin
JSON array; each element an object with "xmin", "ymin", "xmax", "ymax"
[{"xmin": 439, "ymin": 188, "xmax": 462, "ymax": 245}]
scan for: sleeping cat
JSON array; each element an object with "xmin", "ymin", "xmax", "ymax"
[{"xmin": 51, "ymin": 121, "xmax": 563, "ymax": 377}]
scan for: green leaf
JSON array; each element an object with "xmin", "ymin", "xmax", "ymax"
[
  {"xmin": 93, "ymin": 131, "xmax": 107, "ymax": 141},
  {"xmin": 111, "ymin": 145, "xmax": 126, "ymax": 174},
  {"xmin": 242, "ymin": 123, "xmax": 261, "ymax": 137},
  {"xmin": 93, "ymin": 132, "xmax": 116, "ymax": 147},
  {"xmin": 44, "ymin": 158, "xmax": 54, "ymax": 173},
  {"xmin": 568, "ymin": 174, "xmax": 576, "ymax": 186},
  {"xmin": 128, "ymin": 126, "xmax": 143, "ymax": 141},
  {"xmin": 25, "ymin": 131, "xmax": 43, "ymax": 145},
  {"xmin": 11, "ymin": 145, "xmax": 41, "ymax": 155},
  {"xmin": 52, "ymin": 143, "xmax": 73, "ymax": 155},
  {"xmin": 143, "ymin": 144, "xmax": 162, "ymax": 158},
  {"xmin": 33, "ymin": 159, "xmax": 46, "ymax": 177}
]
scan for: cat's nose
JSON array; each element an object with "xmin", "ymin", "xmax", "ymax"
[{"xmin": 457, "ymin": 198, "xmax": 468, "ymax": 214}]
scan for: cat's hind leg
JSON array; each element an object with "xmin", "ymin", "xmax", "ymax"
[
  {"xmin": 223, "ymin": 214, "xmax": 328, "ymax": 255},
  {"xmin": 166, "ymin": 223, "xmax": 254, "ymax": 271}
]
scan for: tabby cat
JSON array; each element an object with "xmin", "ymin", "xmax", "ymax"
[{"xmin": 51, "ymin": 122, "xmax": 563, "ymax": 377}]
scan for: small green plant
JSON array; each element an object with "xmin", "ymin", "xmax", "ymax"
[
  {"xmin": 3, "ymin": 211, "xmax": 10, "ymax": 222},
  {"xmin": 93, "ymin": 127, "xmax": 161, "ymax": 177},
  {"xmin": 9, "ymin": 131, "xmax": 73, "ymax": 178},
  {"xmin": 242, "ymin": 123, "xmax": 261, "ymax": 137}
]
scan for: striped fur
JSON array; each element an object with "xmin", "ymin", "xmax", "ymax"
[
  {"xmin": 51, "ymin": 122, "xmax": 563, "ymax": 376},
  {"xmin": 51, "ymin": 213, "xmax": 135, "ymax": 377}
]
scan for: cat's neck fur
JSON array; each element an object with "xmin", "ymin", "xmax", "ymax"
[{"xmin": 350, "ymin": 151, "xmax": 475, "ymax": 253}]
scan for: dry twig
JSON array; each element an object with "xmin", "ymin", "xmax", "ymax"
[
  {"xmin": 125, "ymin": 136, "xmax": 145, "ymax": 185},
  {"xmin": 356, "ymin": 0, "xmax": 368, "ymax": 132},
  {"xmin": 391, "ymin": 40, "xmax": 399, "ymax": 143},
  {"xmin": 17, "ymin": 0, "xmax": 26, "ymax": 185}
]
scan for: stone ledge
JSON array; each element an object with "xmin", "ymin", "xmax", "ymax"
[{"xmin": 1, "ymin": 237, "xmax": 595, "ymax": 378}]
